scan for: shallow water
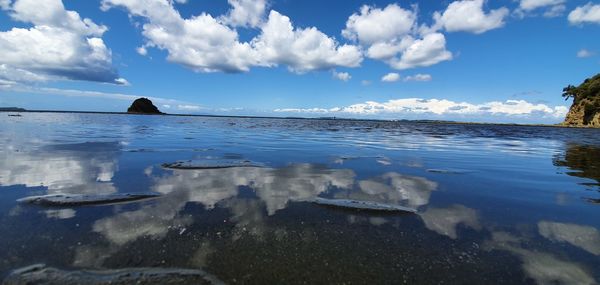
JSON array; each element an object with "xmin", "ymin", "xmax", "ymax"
[{"xmin": 1, "ymin": 113, "xmax": 600, "ymax": 284}]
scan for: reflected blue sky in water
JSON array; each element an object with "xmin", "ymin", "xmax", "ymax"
[{"xmin": 1, "ymin": 113, "xmax": 600, "ymax": 283}]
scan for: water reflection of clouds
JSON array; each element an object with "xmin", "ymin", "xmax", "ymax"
[
  {"xmin": 223, "ymin": 198, "xmax": 270, "ymax": 241},
  {"xmin": 0, "ymin": 142, "xmax": 120, "ymax": 195},
  {"xmin": 538, "ymin": 221, "xmax": 600, "ymax": 256},
  {"xmin": 92, "ymin": 190, "xmax": 192, "ymax": 245},
  {"xmin": 153, "ymin": 164, "xmax": 356, "ymax": 215},
  {"xmin": 420, "ymin": 205, "xmax": 481, "ymax": 239},
  {"xmin": 363, "ymin": 172, "xmax": 436, "ymax": 208},
  {"xmin": 485, "ymin": 231, "xmax": 597, "ymax": 285},
  {"xmin": 91, "ymin": 164, "xmax": 438, "ymax": 247},
  {"xmin": 44, "ymin": 209, "xmax": 76, "ymax": 220},
  {"xmin": 253, "ymin": 164, "xmax": 356, "ymax": 215},
  {"xmin": 418, "ymin": 205, "xmax": 599, "ymax": 284},
  {"xmin": 35, "ymin": 154, "xmax": 593, "ymax": 284}
]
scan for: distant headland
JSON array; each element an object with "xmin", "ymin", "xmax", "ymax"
[
  {"xmin": 127, "ymin": 98, "xmax": 164, "ymax": 115},
  {"xmin": 562, "ymin": 73, "xmax": 600, "ymax": 127},
  {"xmin": 0, "ymin": 107, "xmax": 26, "ymax": 112}
]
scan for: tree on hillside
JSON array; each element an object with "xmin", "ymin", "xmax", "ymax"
[
  {"xmin": 562, "ymin": 85, "xmax": 576, "ymax": 101},
  {"xmin": 562, "ymin": 73, "xmax": 600, "ymax": 102}
]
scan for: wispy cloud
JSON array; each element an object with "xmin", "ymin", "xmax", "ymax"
[
  {"xmin": 515, "ymin": 0, "xmax": 566, "ymax": 18},
  {"xmin": 1, "ymin": 84, "xmax": 201, "ymax": 110},
  {"xmin": 577, "ymin": 48, "xmax": 595, "ymax": 58},
  {"xmin": 404, "ymin": 74, "xmax": 432, "ymax": 82},
  {"xmin": 177, "ymin": 105, "xmax": 202, "ymax": 111},
  {"xmin": 381, "ymin": 73, "xmax": 432, "ymax": 82}
]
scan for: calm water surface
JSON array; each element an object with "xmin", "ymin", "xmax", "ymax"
[{"xmin": 1, "ymin": 113, "xmax": 600, "ymax": 284}]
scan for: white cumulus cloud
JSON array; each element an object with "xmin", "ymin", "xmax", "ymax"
[
  {"xmin": 433, "ymin": 0, "xmax": 509, "ymax": 34},
  {"xmin": 252, "ymin": 11, "xmax": 362, "ymax": 73},
  {"xmin": 389, "ymin": 33, "xmax": 453, "ymax": 69},
  {"xmin": 381, "ymin": 72, "xmax": 400, "ymax": 82},
  {"xmin": 342, "ymin": 4, "xmax": 416, "ymax": 46},
  {"xmin": 220, "ymin": 0, "xmax": 267, "ymax": 28},
  {"xmin": 274, "ymin": 98, "xmax": 569, "ymax": 122},
  {"xmin": 0, "ymin": 0, "xmax": 123, "ymax": 84},
  {"xmin": 342, "ymin": 4, "xmax": 452, "ymax": 70},
  {"xmin": 101, "ymin": 0, "xmax": 362, "ymax": 73},
  {"xmin": 332, "ymin": 71, "xmax": 351, "ymax": 82},
  {"xmin": 569, "ymin": 3, "xmax": 600, "ymax": 25},
  {"xmin": 136, "ymin": 46, "xmax": 147, "ymax": 56},
  {"xmin": 0, "ymin": 0, "xmax": 10, "ymax": 9},
  {"xmin": 102, "ymin": 0, "xmax": 258, "ymax": 73}
]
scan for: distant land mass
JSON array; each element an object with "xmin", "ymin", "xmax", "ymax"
[
  {"xmin": 127, "ymin": 98, "xmax": 164, "ymax": 115},
  {"xmin": 563, "ymin": 73, "xmax": 600, "ymax": 127},
  {"xmin": 0, "ymin": 107, "xmax": 26, "ymax": 112}
]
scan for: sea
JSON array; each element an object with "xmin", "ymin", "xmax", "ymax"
[{"xmin": 1, "ymin": 112, "xmax": 599, "ymax": 284}]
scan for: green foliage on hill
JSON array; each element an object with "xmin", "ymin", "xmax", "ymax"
[{"xmin": 563, "ymin": 73, "xmax": 600, "ymax": 103}]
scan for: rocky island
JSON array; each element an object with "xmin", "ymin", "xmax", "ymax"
[
  {"xmin": 127, "ymin": 98, "xmax": 164, "ymax": 115},
  {"xmin": 562, "ymin": 73, "xmax": 600, "ymax": 127}
]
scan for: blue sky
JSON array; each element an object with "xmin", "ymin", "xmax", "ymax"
[{"xmin": 0, "ymin": 0, "xmax": 599, "ymax": 123}]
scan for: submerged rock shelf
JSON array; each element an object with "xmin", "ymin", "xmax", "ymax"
[
  {"xmin": 162, "ymin": 160, "xmax": 264, "ymax": 170},
  {"xmin": 313, "ymin": 197, "xmax": 417, "ymax": 213},
  {"xmin": 17, "ymin": 193, "xmax": 161, "ymax": 207},
  {"xmin": 3, "ymin": 264, "xmax": 224, "ymax": 285},
  {"xmin": 426, "ymin": 168, "xmax": 471, "ymax": 174}
]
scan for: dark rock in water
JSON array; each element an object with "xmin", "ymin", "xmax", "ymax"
[
  {"xmin": 127, "ymin": 98, "xmax": 163, "ymax": 114},
  {"xmin": 313, "ymin": 197, "xmax": 417, "ymax": 213},
  {"xmin": 17, "ymin": 193, "xmax": 161, "ymax": 207},
  {"xmin": 43, "ymin": 141, "xmax": 121, "ymax": 152},
  {"xmin": 426, "ymin": 168, "xmax": 471, "ymax": 174},
  {"xmin": 7, "ymin": 114, "xmax": 22, "ymax": 117},
  {"xmin": 3, "ymin": 264, "xmax": 224, "ymax": 285},
  {"xmin": 162, "ymin": 159, "xmax": 263, "ymax": 170},
  {"xmin": 585, "ymin": 198, "xmax": 600, "ymax": 204}
]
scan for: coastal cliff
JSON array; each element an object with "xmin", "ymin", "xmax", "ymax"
[{"xmin": 562, "ymin": 73, "xmax": 600, "ymax": 127}]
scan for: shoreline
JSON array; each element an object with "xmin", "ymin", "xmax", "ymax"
[{"xmin": 0, "ymin": 109, "xmax": 591, "ymax": 129}]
